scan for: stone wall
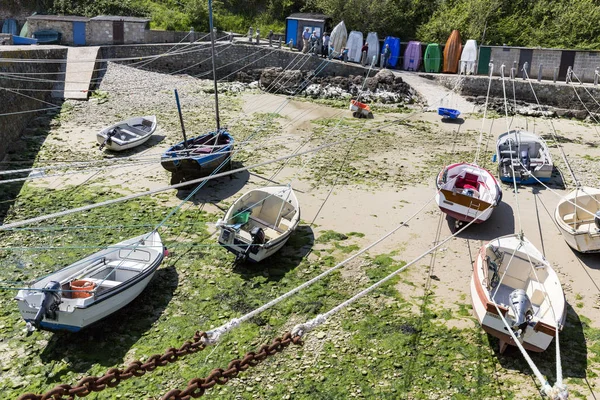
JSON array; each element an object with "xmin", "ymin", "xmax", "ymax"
[
  {"xmin": 124, "ymin": 22, "xmax": 146, "ymax": 44},
  {"xmin": 87, "ymin": 20, "xmax": 112, "ymax": 45},
  {"xmin": 27, "ymin": 20, "xmax": 73, "ymax": 44},
  {"xmin": 430, "ymin": 73, "xmax": 600, "ymax": 111},
  {"xmin": 0, "ymin": 47, "xmax": 66, "ymax": 160},
  {"xmin": 484, "ymin": 46, "xmax": 600, "ymax": 83},
  {"xmin": 100, "ymin": 42, "xmax": 376, "ymax": 79}
]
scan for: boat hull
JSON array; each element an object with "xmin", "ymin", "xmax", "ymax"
[
  {"xmin": 470, "ymin": 235, "xmax": 566, "ymax": 353},
  {"xmin": 219, "ymin": 228, "xmax": 295, "ymax": 263},
  {"xmin": 554, "ymin": 187, "xmax": 600, "ymax": 252},
  {"xmin": 161, "ymin": 131, "xmax": 234, "ymax": 185},
  {"xmin": 15, "ymin": 232, "xmax": 164, "ymax": 332},
  {"xmin": 17, "ymin": 271, "xmax": 158, "ymax": 332},
  {"xmin": 97, "ymin": 115, "xmax": 157, "ymax": 152}
]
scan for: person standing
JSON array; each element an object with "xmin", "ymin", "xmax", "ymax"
[
  {"xmin": 322, "ymin": 32, "xmax": 330, "ymax": 58},
  {"xmin": 248, "ymin": 26, "xmax": 253, "ymax": 43},
  {"xmin": 381, "ymin": 43, "xmax": 390, "ymax": 68},
  {"xmin": 302, "ymin": 27, "xmax": 311, "ymax": 53},
  {"xmin": 256, "ymin": 28, "xmax": 260, "ymax": 45},
  {"xmin": 360, "ymin": 42, "xmax": 369, "ymax": 66},
  {"xmin": 309, "ymin": 31, "xmax": 318, "ymax": 55}
]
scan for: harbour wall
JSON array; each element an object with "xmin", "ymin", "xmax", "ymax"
[
  {"xmin": 429, "ymin": 73, "xmax": 600, "ymax": 112},
  {"xmin": 99, "ymin": 43, "xmax": 375, "ymax": 79},
  {"xmin": 0, "ymin": 46, "xmax": 66, "ymax": 160}
]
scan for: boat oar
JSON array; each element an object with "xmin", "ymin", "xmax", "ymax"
[{"xmin": 174, "ymin": 89, "xmax": 188, "ymax": 148}]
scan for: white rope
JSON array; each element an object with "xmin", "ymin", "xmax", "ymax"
[
  {"xmin": 292, "ymin": 203, "xmax": 492, "ymax": 338},
  {"xmin": 500, "ymin": 64, "xmax": 524, "ymax": 233},
  {"xmin": 521, "ymin": 68, "xmax": 579, "ymax": 186},
  {"xmin": 200, "ymin": 195, "xmax": 436, "ymax": 345},
  {"xmin": 474, "ymin": 63, "xmax": 494, "ymax": 165}
]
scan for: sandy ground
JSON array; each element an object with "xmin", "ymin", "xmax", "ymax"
[{"xmin": 5, "ymin": 62, "xmax": 600, "ymax": 397}]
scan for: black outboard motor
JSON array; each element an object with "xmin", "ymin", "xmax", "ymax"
[
  {"xmin": 249, "ymin": 226, "xmax": 266, "ymax": 255},
  {"xmin": 508, "ymin": 289, "xmax": 533, "ymax": 335},
  {"xmin": 27, "ymin": 281, "xmax": 61, "ymax": 334},
  {"xmin": 595, "ymin": 211, "xmax": 600, "ymax": 231},
  {"xmin": 99, "ymin": 128, "xmax": 118, "ymax": 150},
  {"xmin": 520, "ymin": 150, "xmax": 531, "ymax": 171}
]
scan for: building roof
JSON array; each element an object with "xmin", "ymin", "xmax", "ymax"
[
  {"xmin": 286, "ymin": 13, "xmax": 331, "ymax": 22},
  {"xmin": 27, "ymin": 15, "xmax": 90, "ymax": 22},
  {"xmin": 91, "ymin": 15, "xmax": 150, "ymax": 23}
]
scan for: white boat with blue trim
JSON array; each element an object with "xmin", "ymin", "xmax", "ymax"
[{"xmin": 15, "ymin": 231, "xmax": 166, "ymax": 333}]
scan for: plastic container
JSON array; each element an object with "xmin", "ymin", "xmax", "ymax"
[{"xmin": 70, "ymin": 280, "xmax": 96, "ymax": 298}]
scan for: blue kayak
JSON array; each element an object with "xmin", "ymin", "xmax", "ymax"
[
  {"xmin": 13, "ymin": 35, "xmax": 38, "ymax": 45},
  {"xmin": 438, "ymin": 107, "xmax": 461, "ymax": 119}
]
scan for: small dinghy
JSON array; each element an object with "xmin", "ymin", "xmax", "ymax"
[
  {"xmin": 97, "ymin": 115, "xmax": 157, "ymax": 151},
  {"xmin": 436, "ymin": 162, "xmax": 502, "ymax": 224},
  {"xmin": 15, "ymin": 232, "xmax": 166, "ymax": 333},
  {"xmin": 555, "ymin": 186, "xmax": 600, "ymax": 253},
  {"xmin": 438, "ymin": 107, "xmax": 460, "ymax": 120},
  {"xmin": 470, "ymin": 234, "xmax": 566, "ymax": 353},
  {"xmin": 217, "ymin": 186, "xmax": 300, "ymax": 263},
  {"xmin": 495, "ymin": 130, "xmax": 553, "ymax": 184},
  {"xmin": 460, "ymin": 39, "xmax": 478, "ymax": 75}
]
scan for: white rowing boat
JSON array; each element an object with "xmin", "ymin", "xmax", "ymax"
[
  {"xmin": 555, "ymin": 186, "xmax": 600, "ymax": 253},
  {"xmin": 470, "ymin": 234, "xmax": 566, "ymax": 353},
  {"xmin": 97, "ymin": 115, "xmax": 157, "ymax": 151},
  {"xmin": 217, "ymin": 186, "xmax": 300, "ymax": 263},
  {"xmin": 15, "ymin": 231, "xmax": 166, "ymax": 333}
]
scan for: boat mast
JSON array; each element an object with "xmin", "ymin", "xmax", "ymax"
[{"xmin": 208, "ymin": 0, "xmax": 221, "ymax": 131}]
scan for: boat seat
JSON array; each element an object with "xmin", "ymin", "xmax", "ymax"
[
  {"xmin": 105, "ymin": 260, "xmax": 148, "ymax": 272},
  {"xmin": 84, "ymin": 277, "xmax": 121, "ymax": 288},
  {"xmin": 192, "ymin": 146, "xmax": 214, "ymax": 154},
  {"xmin": 526, "ymin": 279, "xmax": 545, "ymax": 306},
  {"xmin": 278, "ymin": 218, "xmax": 292, "ymax": 231},
  {"xmin": 563, "ymin": 213, "xmax": 576, "ymax": 225},
  {"xmin": 263, "ymin": 227, "xmax": 282, "ymax": 240},
  {"xmin": 248, "ymin": 215, "xmax": 284, "ymax": 233}
]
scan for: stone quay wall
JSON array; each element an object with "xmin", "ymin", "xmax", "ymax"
[
  {"xmin": 0, "ymin": 47, "xmax": 66, "ymax": 160},
  {"xmin": 100, "ymin": 42, "xmax": 375, "ymax": 79},
  {"xmin": 430, "ymin": 73, "xmax": 600, "ymax": 111}
]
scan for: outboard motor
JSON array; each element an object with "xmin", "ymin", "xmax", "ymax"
[
  {"xmin": 249, "ymin": 226, "xmax": 266, "ymax": 255},
  {"xmin": 520, "ymin": 150, "xmax": 531, "ymax": 171},
  {"xmin": 595, "ymin": 211, "xmax": 600, "ymax": 231},
  {"xmin": 26, "ymin": 281, "xmax": 62, "ymax": 334},
  {"xmin": 508, "ymin": 289, "xmax": 533, "ymax": 334}
]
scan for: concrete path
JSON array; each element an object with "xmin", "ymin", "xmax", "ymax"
[
  {"xmin": 62, "ymin": 46, "xmax": 100, "ymax": 100},
  {"xmin": 392, "ymin": 70, "xmax": 478, "ymax": 114}
]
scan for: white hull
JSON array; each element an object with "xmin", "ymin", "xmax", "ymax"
[
  {"xmin": 218, "ymin": 186, "xmax": 300, "ymax": 263},
  {"xmin": 15, "ymin": 232, "xmax": 164, "ymax": 332},
  {"xmin": 365, "ymin": 32, "xmax": 379, "ymax": 66},
  {"xmin": 435, "ymin": 162, "xmax": 501, "ymax": 223},
  {"xmin": 97, "ymin": 115, "xmax": 157, "ymax": 151},
  {"xmin": 470, "ymin": 234, "xmax": 566, "ymax": 352},
  {"xmin": 460, "ymin": 39, "xmax": 477, "ymax": 75},
  {"xmin": 555, "ymin": 186, "xmax": 600, "ymax": 252},
  {"xmin": 330, "ymin": 21, "xmax": 348, "ymax": 55},
  {"xmin": 346, "ymin": 31, "xmax": 363, "ymax": 63}
]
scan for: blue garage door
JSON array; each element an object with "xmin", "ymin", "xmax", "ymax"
[
  {"xmin": 73, "ymin": 21, "xmax": 86, "ymax": 45},
  {"xmin": 286, "ymin": 19, "xmax": 298, "ymax": 46}
]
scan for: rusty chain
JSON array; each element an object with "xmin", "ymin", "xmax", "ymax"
[
  {"xmin": 18, "ymin": 331, "xmax": 208, "ymax": 400},
  {"xmin": 162, "ymin": 332, "xmax": 302, "ymax": 400}
]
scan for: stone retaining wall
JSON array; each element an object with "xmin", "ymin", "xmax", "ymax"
[
  {"xmin": 429, "ymin": 73, "xmax": 600, "ymax": 111},
  {"xmin": 100, "ymin": 42, "xmax": 376, "ymax": 79},
  {"xmin": 0, "ymin": 47, "xmax": 66, "ymax": 160}
]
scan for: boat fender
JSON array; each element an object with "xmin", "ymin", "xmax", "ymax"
[
  {"xmin": 520, "ymin": 150, "xmax": 531, "ymax": 170},
  {"xmin": 493, "ymin": 185, "xmax": 502, "ymax": 206},
  {"xmin": 27, "ymin": 281, "xmax": 62, "ymax": 333},
  {"xmin": 595, "ymin": 211, "xmax": 600, "ymax": 231},
  {"xmin": 508, "ymin": 289, "xmax": 533, "ymax": 334},
  {"xmin": 249, "ymin": 226, "xmax": 265, "ymax": 255},
  {"xmin": 486, "ymin": 256, "xmax": 500, "ymax": 289}
]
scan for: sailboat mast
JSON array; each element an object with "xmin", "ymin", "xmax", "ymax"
[{"xmin": 208, "ymin": 0, "xmax": 220, "ymax": 131}]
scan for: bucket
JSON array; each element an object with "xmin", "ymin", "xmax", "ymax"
[{"xmin": 70, "ymin": 280, "xmax": 96, "ymax": 298}]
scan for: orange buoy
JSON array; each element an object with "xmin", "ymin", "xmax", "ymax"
[{"xmin": 70, "ymin": 280, "xmax": 96, "ymax": 298}]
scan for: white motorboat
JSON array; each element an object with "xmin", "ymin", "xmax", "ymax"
[
  {"xmin": 15, "ymin": 231, "xmax": 166, "ymax": 332},
  {"xmin": 495, "ymin": 130, "xmax": 553, "ymax": 184},
  {"xmin": 555, "ymin": 186, "xmax": 600, "ymax": 252},
  {"xmin": 470, "ymin": 234, "xmax": 566, "ymax": 353},
  {"xmin": 217, "ymin": 186, "xmax": 300, "ymax": 263},
  {"xmin": 97, "ymin": 115, "xmax": 157, "ymax": 151},
  {"xmin": 436, "ymin": 162, "xmax": 502, "ymax": 223}
]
